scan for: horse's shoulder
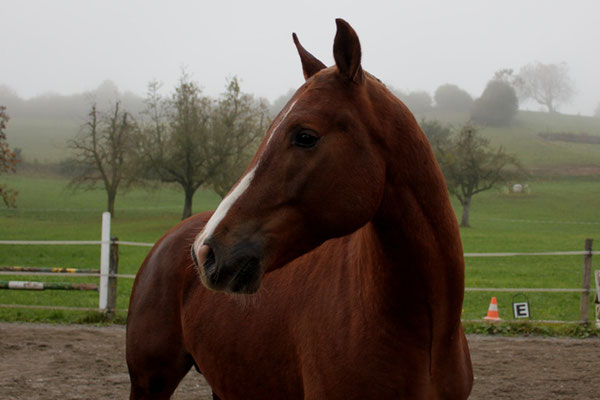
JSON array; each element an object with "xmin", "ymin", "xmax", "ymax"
[
  {"xmin": 137, "ymin": 211, "xmax": 214, "ymax": 279},
  {"xmin": 172, "ymin": 211, "xmax": 214, "ymax": 239}
]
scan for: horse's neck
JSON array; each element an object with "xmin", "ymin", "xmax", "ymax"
[{"xmin": 354, "ymin": 128, "xmax": 464, "ymax": 332}]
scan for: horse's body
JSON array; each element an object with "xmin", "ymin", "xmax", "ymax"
[{"xmin": 127, "ymin": 19, "xmax": 472, "ymax": 399}]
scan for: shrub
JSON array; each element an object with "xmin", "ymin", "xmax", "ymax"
[
  {"xmin": 434, "ymin": 84, "xmax": 473, "ymax": 112},
  {"xmin": 471, "ymin": 80, "xmax": 519, "ymax": 126},
  {"xmin": 403, "ymin": 91, "xmax": 433, "ymax": 114}
]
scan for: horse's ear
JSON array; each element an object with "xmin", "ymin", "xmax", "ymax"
[
  {"xmin": 293, "ymin": 33, "xmax": 326, "ymax": 81},
  {"xmin": 333, "ymin": 18, "xmax": 363, "ymax": 83}
]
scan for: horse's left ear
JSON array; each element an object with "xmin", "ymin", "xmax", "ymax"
[
  {"xmin": 293, "ymin": 33, "xmax": 326, "ymax": 81},
  {"xmin": 333, "ymin": 18, "xmax": 363, "ymax": 84}
]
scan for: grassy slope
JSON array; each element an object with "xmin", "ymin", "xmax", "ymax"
[
  {"xmin": 481, "ymin": 112, "xmax": 600, "ymax": 172},
  {"xmin": 417, "ymin": 109, "xmax": 600, "ymax": 173},
  {"xmin": 5, "ymin": 118, "xmax": 81, "ymax": 163}
]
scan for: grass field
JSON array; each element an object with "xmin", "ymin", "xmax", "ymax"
[
  {"xmin": 0, "ymin": 175, "xmax": 220, "ymax": 323},
  {"xmin": 0, "ymin": 174, "xmax": 599, "ymax": 328},
  {"xmin": 455, "ymin": 178, "xmax": 599, "ymax": 323}
]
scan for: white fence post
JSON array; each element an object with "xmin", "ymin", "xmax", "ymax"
[
  {"xmin": 99, "ymin": 212, "xmax": 111, "ymax": 311},
  {"xmin": 595, "ymin": 270, "xmax": 600, "ymax": 329}
]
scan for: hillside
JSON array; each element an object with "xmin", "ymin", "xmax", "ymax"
[
  {"xmin": 4, "ymin": 107, "xmax": 600, "ymax": 175},
  {"xmin": 1, "ymin": 81, "xmax": 144, "ymax": 163},
  {"xmin": 6, "ymin": 117, "xmax": 81, "ymax": 163},
  {"xmin": 417, "ymin": 109, "xmax": 600, "ymax": 176},
  {"xmin": 482, "ymin": 111, "xmax": 600, "ymax": 175}
]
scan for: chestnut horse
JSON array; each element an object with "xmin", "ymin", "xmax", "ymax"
[{"xmin": 127, "ymin": 19, "xmax": 473, "ymax": 399}]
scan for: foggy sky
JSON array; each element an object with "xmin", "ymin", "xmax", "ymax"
[{"xmin": 3, "ymin": 0, "xmax": 600, "ymax": 115}]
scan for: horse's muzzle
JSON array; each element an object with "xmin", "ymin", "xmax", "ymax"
[{"xmin": 192, "ymin": 241, "xmax": 263, "ymax": 294}]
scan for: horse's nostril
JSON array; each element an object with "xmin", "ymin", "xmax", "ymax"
[
  {"xmin": 192, "ymin": 244, "xmax": 214, "ymax": 274},
  {"xmin": 203, "ymin": 247, "xmax": 216, "ymax": 272}
]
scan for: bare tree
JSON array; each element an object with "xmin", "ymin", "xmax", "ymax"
[
  {"xmin": 208, "ymin": 77, "xmax": 269, "ymax": 197},
  {"xmin": 0, "ymin": 106, "xmax": 18, "ymax": 207},
  {"xmin": 138, "ymin": 75, "xmax": 213, "ymax": 219},
  {"xmin": 438, "ymin": 123, "xmax": 523, "ymax": 227},
  {"xmin": 514, "ymin": 62, "xmax": 574, "ymax": 113},
  {"xmin": 139, "ymin": 75, "xmax": 269, "ymax": 219},
  {"xmin": 68, "ymin": 102, "xmax": 138, "ymax": 216}
]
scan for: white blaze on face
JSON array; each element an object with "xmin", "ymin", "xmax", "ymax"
[
  {"xmin": 192, "ymin": 99, "xmax": 299, "ymax": 254},
  {"xmin": 264, "ymin": 100, "xmax": 297, "ymax": 148},
  {"xmin": 193, "ymin": 166, "xmax": 256, "ymax": 253}
]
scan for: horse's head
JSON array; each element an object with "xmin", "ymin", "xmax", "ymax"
[{"xmin": 192, "ymin": 19, "xmax": 405, "ymax": 293}]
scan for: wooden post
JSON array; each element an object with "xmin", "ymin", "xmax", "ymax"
[
  {"xmin": 106, "ymin": 237, "xmax": 119, "ymax": 320},
  {"xmin": 579, "ymin": 238, "xmax": 593, "ymax": 323}
]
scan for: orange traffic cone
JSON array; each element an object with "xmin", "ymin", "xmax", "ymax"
[{"xmin": 484, "ymin": 297, "xmax": 502, "ymax": 321}]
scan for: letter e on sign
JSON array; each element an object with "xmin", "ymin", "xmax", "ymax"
[{"xmin": 513, "ymin": 302, "xmax": 530, "ymax": 318}]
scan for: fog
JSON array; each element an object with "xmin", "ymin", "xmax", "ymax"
[{"xmin": 2, "ymin": 0, "xmax": 600, "ymax": 115}]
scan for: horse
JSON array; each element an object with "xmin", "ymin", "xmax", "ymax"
[{"xmin": 126, "ymin": 18, "xmax": 473, "ymax": 399}]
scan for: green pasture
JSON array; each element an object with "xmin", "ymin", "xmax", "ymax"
[
  {"xmin": 0, "ymin": 175, "xmax": 220, "ymax": 323},
  {"xmin": 0, "ymin": 175, "xmax": 599, "ymax": 329},
  {"xmin": 455, "ymin": 179, "xmax": 599, "ymax": 323}
]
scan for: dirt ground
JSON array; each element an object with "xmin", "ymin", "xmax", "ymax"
[{"xmin": 1, "ymin": 323, "xmax": 599, "ymax": 399}]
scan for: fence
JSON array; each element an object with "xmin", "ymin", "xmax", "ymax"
[
  {"xmin": 0, "ymin": 213, "xmax": 598, "ymax": 324},
  {"xmin": 462, "ymin": 238, "xmax": 598, "ymax": 324},
  {"xmin": 0, "ymin": 212, "xmax": 150, "ymax": 318}
]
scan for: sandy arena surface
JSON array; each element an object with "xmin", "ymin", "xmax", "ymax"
[{"xmin": 1, "ymin": 322, "xmax": 599, "ymax": 399}]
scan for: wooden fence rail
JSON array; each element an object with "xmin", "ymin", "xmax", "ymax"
[
  {"xmin": 0, "ymin": 281, "xmax": 98, "ymax": 291},
  {"xmin": 0, "ymin": 266, "xmax": 100, "ymax": 274},
  {"xmin": 0, "ymin": 213, "xmax": 596, "ymax": 323}
]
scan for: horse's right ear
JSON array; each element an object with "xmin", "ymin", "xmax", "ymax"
[
  {"xmin": 333, "ymin": 18, "xmax": 363, "ymax": 84},
  {"xmin": 293, "ymin": 33, "xmax": 326, "ymax": 81}
]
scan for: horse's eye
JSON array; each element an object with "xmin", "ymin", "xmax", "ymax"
[{"xmin": 292, "ymin": 130, "xmax": 320, "ymax": 148}]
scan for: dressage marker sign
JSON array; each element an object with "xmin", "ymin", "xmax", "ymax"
[
  {"xmin": 512, "ymin": 293, "xmax": 531, "ymax": 319},
  {"xmin": 512, "ymin": 301, "xmax": 531, "ymax": 318},
  {"xmin": 513, "ymin": 302, "xmax": 530, "ymax": 318}
]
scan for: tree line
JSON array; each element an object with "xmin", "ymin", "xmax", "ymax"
[
  {"xmin": 0, "ymin": 59, "xmax": 580, "ymax": 124},
  {"xmin": 1, "ymin": 88, "xmax": 522, "ymax": 228},
  {"xmin": 66, "ymin": 74, "xmax": 269, "ymax": 219},
  {"xmin": 395, "ymin": 61, "xmax": 577, "ymax": 127}
]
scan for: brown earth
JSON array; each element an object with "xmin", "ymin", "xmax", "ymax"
[{"xmin": 1, "ymin": 322, "xmax": 599, "ymax": 399}]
